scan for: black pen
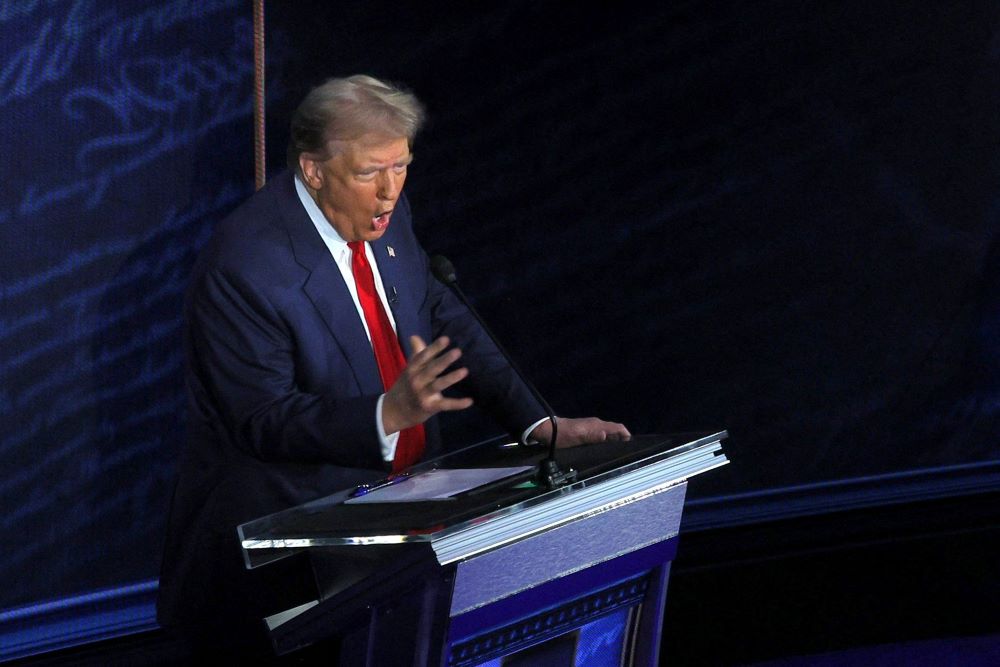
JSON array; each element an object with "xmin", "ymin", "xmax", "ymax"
[{"xmin": 349, "ymin": 471, "xmax": 412, "ymax": 498}]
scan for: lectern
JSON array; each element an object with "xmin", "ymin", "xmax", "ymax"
[{"xmin": 238, "ymin": 432, "xmax": 728, "ymax": 665}]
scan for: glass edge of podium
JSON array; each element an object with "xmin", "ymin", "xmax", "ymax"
[{"xmin": 239, "ymin": 430, "xmax": 729, "ymax": 568}]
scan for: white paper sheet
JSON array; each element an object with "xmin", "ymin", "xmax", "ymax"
[{"xmin": 344, "ymin": 466, "xmax": 534, "ymax": 504}]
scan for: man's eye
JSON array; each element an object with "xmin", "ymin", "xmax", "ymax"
[{"xmin": 393, "ymin": 165, "xmax": 407, "ymax": 174}]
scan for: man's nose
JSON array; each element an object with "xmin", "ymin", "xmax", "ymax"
[{"xmin": 376, "ymin": 170, "xmax": 400, "ymax": 199}]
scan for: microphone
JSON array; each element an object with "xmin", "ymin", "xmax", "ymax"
[{"xmin": 430, "ymin": 255, "xmax": 577, "ymax": 489}]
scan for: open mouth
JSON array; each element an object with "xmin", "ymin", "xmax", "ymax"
[{"xmin": 372, "ymin": 209, "xmax": 393, "ymax": 231}]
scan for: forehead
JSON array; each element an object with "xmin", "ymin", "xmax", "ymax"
[{"xmin": 339, "ymin": 134, "xmax": 411, "ymax": 165}]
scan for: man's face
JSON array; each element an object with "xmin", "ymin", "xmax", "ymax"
[{"xmin": 300, "ymin": 134, "xmax": 413, "ymax": 243}]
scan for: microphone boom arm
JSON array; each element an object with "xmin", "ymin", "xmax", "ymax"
[{"xmin": 429, "ymin": 255, "xmax": 577, "ymax": 489}]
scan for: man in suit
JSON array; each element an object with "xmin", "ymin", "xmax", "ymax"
[{"xmin": 157, "ymin": 75, "xmax": 629, "ymax": 652}]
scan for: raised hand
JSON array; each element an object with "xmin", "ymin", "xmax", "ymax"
[{"xmin": 381, "ymin": 335, "xmax": 474, "ymax": 434}]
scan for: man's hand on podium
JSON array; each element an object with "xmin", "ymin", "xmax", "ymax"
[{"xmin": 530, "ymin": 417, "xmax": 631, "ymax": 448}]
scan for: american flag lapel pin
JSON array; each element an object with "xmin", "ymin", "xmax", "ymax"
[{"xmin": 387, "ymin": 246, "xmax": 396, "ymax": 258}]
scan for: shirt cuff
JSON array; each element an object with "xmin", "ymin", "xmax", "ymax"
[
  {"xmin": 521, "ymin": 417, "xmax": 551, "ymax": 445},
  {"xmin": 376, "ymin": 394, "xmax": 401, "ymax": 461}
]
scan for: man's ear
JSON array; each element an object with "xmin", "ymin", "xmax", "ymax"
[{"xmin": 299, "ymin": 154, "xmax": 324, "ymax": 189}]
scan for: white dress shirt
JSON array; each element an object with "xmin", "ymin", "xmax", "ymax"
[{"xmin": 294, "ymin": 175, "xmax": 401, "ymax": 461}]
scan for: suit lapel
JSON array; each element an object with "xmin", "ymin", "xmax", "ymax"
[
  {"xmin": 302, "ymin": 262, "xmax": 384, "ymax": 396},
  {"xmin": 277, "ymin": 174, "xmax": 383, "ymax": 396},
  {"xmin": 371, "ymin": 234, "xmax": 421, "ymax": 358}
]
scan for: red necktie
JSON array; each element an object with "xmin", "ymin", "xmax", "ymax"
[{"xmin": 348, "ymin": 241, "xmax": 425, "ymax": 471}]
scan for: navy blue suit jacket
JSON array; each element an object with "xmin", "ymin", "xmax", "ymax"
[{"xmin": 157, "ymin": 172, "xmax": 544, "ymax": 635}]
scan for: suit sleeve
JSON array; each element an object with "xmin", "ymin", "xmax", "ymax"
[{"xmin": 185, "ymin": 265, "xmax": 386, "ymax": 469}]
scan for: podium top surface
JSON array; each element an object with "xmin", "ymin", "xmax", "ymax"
[{"xmin": 239, "ymin": 431, "xmax": 727, "ymax": 565}]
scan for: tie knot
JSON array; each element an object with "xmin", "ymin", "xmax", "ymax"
[{"xmin": 348, "ymin": 241, "xmax": 365, "ymax": 255}]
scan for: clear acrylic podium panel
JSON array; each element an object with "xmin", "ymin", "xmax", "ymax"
[{"xmin": 239, "ymin": 431, "xmax": 729, "ymax": 569}]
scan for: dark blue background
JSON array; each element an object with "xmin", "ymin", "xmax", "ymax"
[{"xmin": 1, "ymin": 0, "xmax": 998, "ymax": 627}]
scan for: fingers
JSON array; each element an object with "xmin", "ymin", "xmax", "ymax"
[
  {"xmin": 408, "ymin": 334, "xmax": 448, "ymax": 363},
  {"xmin": 409, "ymin": 335, "xmax": 427, "ymax": 355},
  {"xmin": 554, "ymin": 417, "xmax": 632, "ymax": 447},
  {"xmin": 383, "ymin": 336, "xmax": 473, "ymax": 433},
  {"xmin": 435, "ymin": 395, "xmax": 475, "ymax": 412},
  {"xmin": 422, "ymin": 347, "xmax": 464, "ymax": 384},
  {"xmin": 429, "ymin": 366, "xmax": 470, "ymax": 394},
  {"xmin": 604, "ymin": 422, "xmax": 631, "ymax": 441},
  {"xmin": 407, "ymin": 336, "xmax": 466, "ymax": 391},
  {"xmin": 414, "ymin": 363, "xmax": 473, "ymax": 413}
]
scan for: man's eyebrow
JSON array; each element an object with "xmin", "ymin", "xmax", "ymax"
[{"xmin": 359, "ymin": 154, "xmax": 414, "ymax": 170}]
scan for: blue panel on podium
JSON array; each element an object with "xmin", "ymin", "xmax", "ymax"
[
  {"xmin": 448, "ymin": 535, "xmax": 677, "ymax": 666},
  {"xmin": 449, "ymin": 533, "xmax": 679, "ymax": 643},
  {"xmin": 450, "ymin": 482, "xmax": 685, "ymax": 617}
]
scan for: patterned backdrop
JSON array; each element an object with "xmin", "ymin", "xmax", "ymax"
[{"xmin": 1, "ymin": 0, "xmax": 998, "ymax": 620}]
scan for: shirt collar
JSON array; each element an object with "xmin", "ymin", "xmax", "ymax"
[{"xmin": 294, "ymin": 174, "xmax": 351, "ymax": 257}]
